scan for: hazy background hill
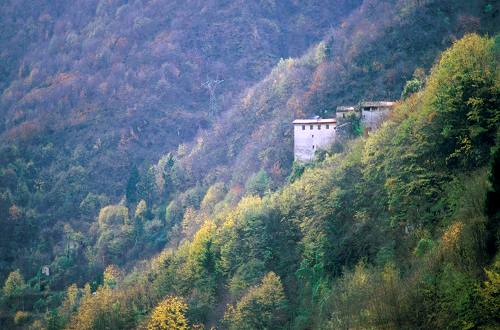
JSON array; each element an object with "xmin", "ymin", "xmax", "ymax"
[{"xmin": 0, "ymin": 0, "xmax": 361, "ymax": 168}]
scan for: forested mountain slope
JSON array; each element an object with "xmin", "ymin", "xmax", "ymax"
[
  {"xmin": 179, "ymin": 0, "xmax": 499, "ymax": 188},
  {"xmin": 27, "ymin": 33, "xmax": 499, "ymax": 330},
  {"xmin": 0, "ymin": 0, "xmax": 361, "ymax": 284},
  {"xmin": 0, "ymin": 1, "xmax": 499, "ymax": 328},
  {"xmin": 0, "ymin": 0, "xmax": 360, "ymax": 197}
]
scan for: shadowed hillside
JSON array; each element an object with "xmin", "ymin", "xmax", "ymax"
[{"xmin": 0, "ymin": 0, "xmax": 361, "ymax": 196}]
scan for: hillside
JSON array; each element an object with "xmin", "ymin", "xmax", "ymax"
[
  {"xmin": 0, "ymin": 0, "xmax": 361, "ymax": 284},
  {"xmin": 0, "ymin": 0, "xmax": 360, "ymax": 179},
  {"xmin": 179, "ymin": 0, "xmax": 499, "ymax": 188},
  {"xmin": 16, "ymin": 33, "xmax": 498, "ymax": 330},
  {"xmin": 0, "ymin": 0, "xmax": 499, "ymax": 328}
]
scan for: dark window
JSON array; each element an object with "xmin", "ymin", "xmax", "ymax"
[
  {"xmin": 326, "ymin": 124, "xmax": 329, "ymax": 129},
  {"xmin": 318, "ymin": 125, "xmax": 321, "ymax": 130},
  {"xmin": 310, "ymin": 125, "xmax": 313, "ymax": 130},
  {"xmin": 302, "ymin": 125, "xmax": 305, "ymax": 130},
  {"xmin": 312, "ymin": 145, "xmax": 315, "ymax": 149}
]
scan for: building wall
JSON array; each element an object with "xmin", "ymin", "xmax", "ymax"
[
  {"xmin": 361, "ymin": 108, "xmax": 391, "ymax": 131},
  {"xmin": 294, "ymin": 122, "xmax": 336, "ymax": 162}
]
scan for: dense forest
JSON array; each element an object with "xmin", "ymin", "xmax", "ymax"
[{"xmin": 1, "ymin": 0, "xmax": 499, "ymax": 329}]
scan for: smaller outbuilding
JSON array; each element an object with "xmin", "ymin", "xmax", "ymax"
[
  {"xmin": 360, "ymin": 101, "xmax": 395, "ymax": 132},
  {"xmin": 41, "ymin": 265, "xmax": 50, "ymax": 276}
]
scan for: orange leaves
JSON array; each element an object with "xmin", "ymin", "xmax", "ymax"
[
  {"xmin": 8, "ymin": 204, "xmax": 21, "ymax": 220},
  {"xmin": 53, "ymin": 72, "xmax": 77, "ymax": 85}
]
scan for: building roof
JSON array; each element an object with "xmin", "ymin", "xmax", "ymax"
[
  {"xmin": 336, "ymin": 106, "xmax": 356, "ymax": 112},
  {"xmin": 293, "ymin": 118, "xmax": 336, "ymax": 124},
  {"xmin": 360, "ymin": 101, "xmax": 395, "ymax": 107}
]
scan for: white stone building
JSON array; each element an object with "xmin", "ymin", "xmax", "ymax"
[
  {"xmin": 293, "ymin": 118, "xmax": 337, "ymax": 162},
  {"xmin": 293, "ymin": 101, "xmax": 395, "ymax": 162}
]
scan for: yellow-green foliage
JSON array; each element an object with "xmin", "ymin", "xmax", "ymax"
[
  {"xmin": 479, "ymin": 262, "xmax": 500, "ymax": 323},
  {"xmin": 98, "ymin": 205, "xmax": 130, "ymax": 227},
  {"xmin": 200, "ymin": 182, "xmax": 226, "ymax": 212},
  {"xmin": 422, "ymin": 34, "xmax": 499, "ymax": 168},
  {"xmin": 66, "ymin": 283, "xmax": 134, "ymax": 330},
  {"xmin": 96, "ymin": 205, "xmax": 134, "ymax": 265},
  {"xmin": 224, "ymin": 272, "xmax": 287, "ymax": 330},
  {"xmin": 135, "ymin": 200, "xmax": 148, "ymax": 220},
  {"xmin": 14, "ymin": 310, "xmax": 30, "ymax": 325},
  {"xmin": 147, "ymin": 296, "xmax": 188, "ymax": 330},
  {"xmin": 325, "ymin": 262, "xmax": 408, "ymax": 330},
  {"xmin": 103, "ymin": 265, "xmax": 122, "ymax": 288},
  {"xmin": 3, "ymin": 269, "xmax": 25, "ymax": 298}
]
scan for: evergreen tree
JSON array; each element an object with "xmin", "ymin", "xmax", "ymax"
[
  {"xmin": 126, "ymin": 165, "xmax": 140, "ymax": 204},
  {"xmin": 486, "ymin": 139, "xmax": 500, "ymax": 258}
]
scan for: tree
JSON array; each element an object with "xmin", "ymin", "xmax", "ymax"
[
  {"xmin": 200, "ymin": 182, "xmax": 226, "ymax": 212},
  {"xmin": 153, "ymin": 152, "xmax": 175, "ymax": 200},
  {"xmin": 103, "ymin": 265, "xmax": 122, "ymax": 289},
  {"xmin": 401, "ymin": 68, "xmax": 425, "ymax": 99},
  {"xmin": 66, "ymin": 283, "xmax": 129, "ymax": 330},
  {"xmin": 56, "ymin": 283, "xmax": 80, "ymax": 329},
  {"xmin": 3, "ymin": 269, "xmax": 26, "ymax": 310},
  {"xmin": 137, "ymin": 167, "xmax": 157, "ymax": 204},
  {"xmin": 96, "ymin": 205, "xmax": 133, "ymax": 265},
  {"xmin": 478, "ymin": 265, "xmax": 500, "ymax": 326},
  {"xmin": 14, "ymin": 310, "xmax": 30, "ymax": 326},
  {"xmin": 486, "ymin": 139, "xmax": 500, "ymax": 258},
  {"xmin": 245, "ymin": 170, "xmax": 270, "ymax": 197},
  {"xmin": 401, "ymin": 78, "xmax": 423, "ymax": 99},
  {"xmin": 224, "ymin": 272, "xmax": 288, "ymax": 330},
  {"xmin": 147, "ymin": 296, "xmax": 188, "ymax": 330},
  {"xmin": 126, "ymin": 165, "xmax": 140, "ymax": 204},
  {"xmin": 135, "ymin": 199, "xmax": 148, "ymax": 220},
  {"xmin": 184, "ymin": 221, "xmax": 220, "ymax": 323},
  {"xmin": 98, "ymin": 205, "xmax": 130, "ymax": 227},
  {"xmin": 80, "ymin": 193, "xmax": 109, "ymax": 218},
  {"xmin": 423, "ymin": 34, "xmax": 499, "ymax": 169}
]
